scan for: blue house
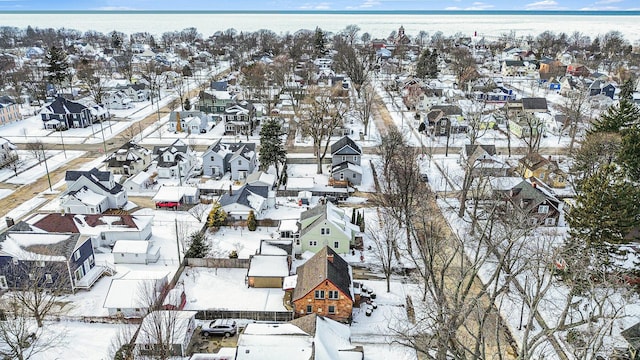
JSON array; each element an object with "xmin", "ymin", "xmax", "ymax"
[
  {"xmin": 40, "ymin": 96, "xmax": 93, "ymax": 129},
  {"xmin": 589, "ymin": 80, "xmax": 616, "ymax": 100},
  {"xmin": 0, "ymin": 221, "xmax": 104, "ymax": 292}
]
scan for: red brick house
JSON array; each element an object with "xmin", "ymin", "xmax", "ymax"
[{"xmin": 291, "ymin": 246, "xmax": 354, "ymax": 323}]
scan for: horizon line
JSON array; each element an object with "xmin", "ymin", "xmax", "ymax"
[{"xmin": 1, "ymin": 10, "xmax": 639, "ymax": 15}]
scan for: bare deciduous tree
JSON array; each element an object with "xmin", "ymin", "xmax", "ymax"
[
  {"xmin": 298, "ymin": 85, "xmax": 349, "ymax": 174},
  {"xmin": 0, "ymin": 302, "xmax": 65, "ymax": 360},
  {"xmin": 368, "ymin": 207, "xmax": 400, "ymax": 293}
]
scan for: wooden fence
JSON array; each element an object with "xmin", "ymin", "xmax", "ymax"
[
  {"xmin": 186, "ymin": 258, "xmax": 250, "ymax": 268},
  {"xmin": 195, "ymin": 309, "xmax": 294, "ymax": 322}
]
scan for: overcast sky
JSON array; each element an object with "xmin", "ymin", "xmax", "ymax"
[{"xmin": 1, "ymin": 0, "xmax": 639, "ymax": 11}]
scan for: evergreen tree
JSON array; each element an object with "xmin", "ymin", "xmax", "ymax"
[
  {"xmin": 567, "ymin": 165, "xmax": 640, "ymax": 248},
  {"xmin": 415, "ymin": 49, "xmax": 438, "ymax": 78},
  {"xmin": 620, "ymin": 125, "xmax": 640, "ymax": 179},
  {"xmin": 184, "ymin": 231, "xmax": 211, "ymax": 258},
  {"xmin": 207, "ymin": 201, "xmax": 227, "ymax": 228},
  {"xmin": 351, "ymin": 208, "xmax": 356, "ymax": 224},
  {"xmin": 183, "ymin": 98, "xmax": 191, "ymax": 111},
  {"xmin": 590, "ymin": 99, "xmax": 640, "ymax": 134},
  {"xmin": 247, "ymin": 210, "xmax": 257, "ymax": 231},
  {"xmin": 620, "ymin": 78, "xmax": 636, "ymax": 101},
  {"xmin": 45, "ymin": 46, "xmax": 68, "ymax": 90},
  {"xmin": 258, "ymin": 118, "xmax": 287, "ymax": 181},
  {"xmin": 314, "ymin": 27, "xmax": 326, "ymax": 58}
]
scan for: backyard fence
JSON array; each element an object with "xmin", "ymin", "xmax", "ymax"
[
  {"xmin": 196, "ymin": 309, "xmax": 294, "ymax": 322},
  {"xmin": 186, "ymin": 258, "xmax": 250, "ymax": 268}
]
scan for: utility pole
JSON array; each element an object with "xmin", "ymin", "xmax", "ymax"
[
  {"xmin": 58, "ymin": 125, "xmax": 66, "ymax": 158},
  {"xmin": 42, "ymin": 148, "xmax": 52, "ymax": 192},
  {"xmin": 175, "ymin": 217, "xmax": 182, "ymax": 264},
  {"xmin": 100, "ymin": 119, "xmax": 107, "ymax": 154}
]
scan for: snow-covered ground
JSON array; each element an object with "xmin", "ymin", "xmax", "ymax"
[{"xmin": 180, "ymin": 267, "xmax": 287, "ymax": 312}]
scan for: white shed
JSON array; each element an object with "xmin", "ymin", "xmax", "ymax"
[{"xmin": 112, "ymin": 240, "xmax": 160, "ymax": 264}]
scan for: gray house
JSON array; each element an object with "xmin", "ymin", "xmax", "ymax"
[
  {"xmin": 167, "ymin": 110, "xmax": 211, "ymax": 133},
  {"xmin": 201, "ymin": 139, "xmax": 257, "ymax": 180},
  {"xmin": 330, "ymin": 136, "xmax": 363, "ymax": 185}
]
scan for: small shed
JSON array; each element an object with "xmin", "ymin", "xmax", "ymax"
[
  {"xmin": 112, "ymin": 240, "xmax": 160, "ymax": 264},
  {"xmin": 247, "ymin": 255, "xmax": 290, "ymax": 288},
  {"xmin": 103, "ymin": 275, "xmax": 168, "ymax": 318}
]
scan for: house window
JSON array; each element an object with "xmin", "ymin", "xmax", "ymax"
[
  {"xmin": 45, "ymin": 274, "xmax": 53, "ymax": 283},
  {"xmin": 342, "ymin": 156, "xmax": 346, "ymax": 161},
  {"xmin": 210, "ymin": 156, "xmax": 215, "ymax": 161},
  {"xmin": 321, "ymin": 228, "xmax": 330, "ymax": 235},
  {"xmin": 353, "ymin": 173, "xmax": 356, "ymax": 178},
  {"xmin": 328, "ymin": 305, "xmax": 336, "ymax": 314},
  {"xmin": 334, "ymin": 241, "xmax": 340, "ymax": 249},
  {"xmin": 545, "ymin": 217, "xmax": 556, "ymax": 226},
  {"xmin": 73, "ymin": 250, "xmax": 81, "ymax": 261},
  {"xmin": 328, "ymin": 290, "xmax": 339, "ymax": 299},
  {"xmin": 89, "ymin": 255, "xmax": 95, "ymax": 267},
  {"xmin": 0, "ymin": 276, "xmax": 7, "ymax": 289},
  {"xmin": 538, "ymin": 205, "xmax": 549, "ymax": 214},
  {"xmin": 309, "ymin": 240, "xmax": 317, "ymax": 247},
  {"xmin": 340, "ymin": 173, "xmax": 344, "ymax": 180},
  {"xmin": 353, "ymin": 156, "xmax": 358, "ymax": 162},
  {"xmin": 306, "ymin": 305, "xmax": 312, "ymax": 314},
  {"xmin": 315, "ymin": 290, "xmax": 325, "ymax": 299},
  {"xmin": 539, "ymin": 172, "xmax": 545, "ymax": 179},
  {"xmin": 238, "ymin": 160, "xmax": 241, "ymax": 165}
]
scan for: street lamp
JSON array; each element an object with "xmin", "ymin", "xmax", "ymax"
[{"xmin": 58, "ymin": 125, "xmax": 66, "ymax": 159}]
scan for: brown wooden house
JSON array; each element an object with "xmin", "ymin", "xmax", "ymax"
[{"xmin": 291, "ymin": 246, "xmax": 354, "ymax": 323}]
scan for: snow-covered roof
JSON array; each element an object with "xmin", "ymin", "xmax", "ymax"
[
  {"xmin": 112, "ymin": 240, "xmax": 150, "ymax": 254},
  {"xmin": 103, "ymin": 278, "xmax": 154, "ymax": 309},
  {"xmin": 1, "ymin": 232, "xmax": 77, "ymax": 261},
  {"xmin": 286, "ymin": 177, "xmax": 314, "ymax": 190},
  {"xmin": 236, "ymin": 323, "xmax": 312, "ymax": 360},
  {"xmin": 68, "ymin": 187, "xmax": 107, "ymax": 206},
  {"xmin": 248, "ymin": 255, "xmax": 289, "ymax": 278},
  {"xmin": 278, "ymin": 219, "xmax": 299, "ymax": 233},
  {"xmin": 314, "ymin": 316, "xmax": 361, "ymax": 360},
  {"xmin": 152, "ymin": 185, "xmax": 197, "ymax": 202},
  {"xmin": 283, "ymin": 275, "xmax": 298, "ymax": 290}
]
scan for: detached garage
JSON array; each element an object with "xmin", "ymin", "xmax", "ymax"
[
  {"xmin": 247, "ymin": 255, "xmax": 290, "ymax": 288},
  {"xmin": 112, "ymin": 240, "xmax": 161, "ymax": 264}
]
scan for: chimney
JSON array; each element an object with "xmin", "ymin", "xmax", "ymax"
[
  {"xmin": 327, "ymin": 254, "xmax": 334, "ymax": 263},
  {"xmin": 533, "ymin": 182, "xmax": 537, "ymax": 189},
  {"xmin": 229, "ymin": 184, "xmax": 233, "ymax": 196}
]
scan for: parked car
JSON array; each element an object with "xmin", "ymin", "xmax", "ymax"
[
  {"xmin": 156, "ymin": 201, "xmax": 180, "ymax": 209},
  {"xmin": 201, "ymin": 319, "xmax": 237, "ymax": 337}
]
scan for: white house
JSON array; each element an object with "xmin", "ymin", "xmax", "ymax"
[
  {"xmin": 135, "ymin": 310, "xmax": 197, "ymax": 358},
  {"xmin": 218, "ymin": 185, "xmax": 270, "ymax": 220},
  {"xmin": 112, "ymin": 240, "xmax": 160, "ymax": 264},
  {"xmin": 123, "ymin": 170, "xmax": 155, "ymax": 193},
  {"xmin": 152, "ymin": 139, "xmax": 196, "ymax": 180},
  {"xmin": 105, "ymin": 90, "xmax": 133, "ymax": 110},
  {"xmin": 62, "ymin": 168, "xmax": 128, "ymax": 214}
]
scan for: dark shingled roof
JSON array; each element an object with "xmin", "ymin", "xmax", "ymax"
[
  {"xmin": 331, "ymin": 136, "xmax": 361, "ymax": 155},
  {"xmin": 521, "ymin": 97, "xmax": 548, "ymax": 111},
  {"xmin": 293, "ymin": 246, "xmax": 353, "ymax": 302},
  {"xmin": 219, "ymin": 184, "xmax": 268, "ymax": 208},
  {"xmin": 65, "ymin": 168, "xmax": 123, "ymax": 195},
  {"xmin": 32, "ymin": 213, "xmax": 140, "ymax": 233},
  {"xmin": 66, "ymin": 167, "xmax": 111, "ymax": 182},
  {"xmin": 43, "ymin": 96, "xmax": 88, "ymax": 115},
  {"xmin": 622, "ymin": 322, "xmax": 640, "ymax": 350}
]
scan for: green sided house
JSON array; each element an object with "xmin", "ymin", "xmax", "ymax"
[{"xmin": 297, "ymin": 202, "xmax": 362, "ymax": 255}]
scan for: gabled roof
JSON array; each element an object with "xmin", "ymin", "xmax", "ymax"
[
  {"xmin": 293, "ymin": 246, "xmax": 353, "ymax": 302},
  {"xmin": 153, "ymin": 139, "xmax": 191, "ymax": 157},
  {"xmin": 521, "ymin": 97, "xmax": 548, "ymax": 111},
  {"xmin": 330, "ymin": 136, "xmax": 361, "ymax": 155},
  {"xmin": 0, "ymin": 221, "xmax": 85, "ymax": 261},
  {"xmin": 219, "ymin": 184, "xmax": 268, "ymax": 210},
  {"xmin": 518, "ymin": 152, "xmax": 553, "ymax": 171},
  {"xmin": 331, "ymin": 162, "xmax": 362, "ymax": 175},
  {"xmin": 206, "ymin": 139, "xmax": 256, "ymax": 162},
  {"xmin": 41, "ymin": 96, "xmax": 88, "ymax": 115},
  {"xmin": 65, "ymin": 168, "xmax": 123, "ymax": 195},
  {"xmin": 509, "ymin": 180, "xmax": 559, "ymax": 212}
]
